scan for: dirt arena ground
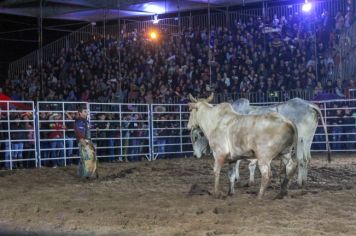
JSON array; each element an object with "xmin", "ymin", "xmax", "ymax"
[{"xmin": 0, "ymin": 153, "xmax": 356, "ymax": 236}]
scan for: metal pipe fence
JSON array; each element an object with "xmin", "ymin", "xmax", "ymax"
[
  {"xmin": 0, "ymin": 101, "xmax": 37, "ymax": 170},
  {"xmin": 1, "ymin": 99, "xmax": 356, "ymax": 171}
]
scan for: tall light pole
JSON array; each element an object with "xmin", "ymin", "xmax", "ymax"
[{"xmin": 38, "ymin": 0, "xmax": 43, "ymax": 99}]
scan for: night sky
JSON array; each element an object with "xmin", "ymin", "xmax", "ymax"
[{"xmin": 0, "ymin": 14, "xmax": 85, "ymax": 83}]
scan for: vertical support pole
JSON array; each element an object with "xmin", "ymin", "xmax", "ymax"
[
  {"xmin": 324, "ymin": 102, "xmax": 328, "ymax": 151},
  {"xmin": 149, "ymin": 104, "xmax": 154, "ymax": 161},
  {"xmin": 38, "ymin": 0, "xmax": 43, "ymax": 99},
  {"xmin": 34, "ymin": 102, "xmax": 41, "ymax": 168},
  {"xmin": 119, "ymin": 103, "xmax": 123, "ymax": 161},
  {"xmin": 62, "ymin": 102, "xmax": 67, "ymax": 167},
  {"xmin": 179, "ymin": 105, "xmax": 183, "ymax": 153},
  {"xmin": 7, "ymin": 102, "xmax": 12, "ymax": 170}
]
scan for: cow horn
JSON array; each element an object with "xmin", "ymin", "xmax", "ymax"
[
  {"xmin": 206, "ymin": 93, "xmax": 214, "ymax": 103},
  {"xmin": 189, "ymin": 94, "xmax": 197, "ymax": 102}
]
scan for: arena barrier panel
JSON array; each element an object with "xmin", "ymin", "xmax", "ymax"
[
  {"xmin": 2, "ymin": 99, "xmax": 356, "ymax": 171},
  {"xmin": 89, "ymin": 103, "xmax": 152, "ymax": 162},
  {"xmin": 36, "ymin": 101, "xmax": 88, "ymax": 168},
  {"xmin": 0, "ymin": 101, "xmax": 37, "ymax": 170},
  {"xmin": 150, "ymin": 104, "xmax": 192, "ymax": 160}
]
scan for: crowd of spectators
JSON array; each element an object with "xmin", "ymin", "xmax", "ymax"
[{"xmin": 1, "ymin": 5, "xmax": 355, "ymax": 104}]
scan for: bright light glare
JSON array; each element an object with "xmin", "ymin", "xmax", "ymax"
[
  {"xmin": 302, "ymin": 2, "xmax": 312, "ymax": 12},
  {"xmin": 144, "ymin": 4, "xmax": 165, "ymax": 14},
  {"xmin": 150, "ymin": 32, "xmax": 158, "ymax": 40}
]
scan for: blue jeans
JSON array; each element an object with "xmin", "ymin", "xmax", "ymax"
[
  {"xmin": 66, "ymin": 137, "xmax": 74, "ymax": 165},
  {"xmin": 107, "ymin": 138, "xmax": 115, "ymax": 161},
  {"xmin": 313, "ymin": 127, "xmax": 326, "ymax": 150},
  {"xmin": 50, "ymin": 140, "xmax": 64, "ymax": 166},
  {"xmin": 12, "ymin": 142, "xmax": 24, "ymax": 158},
  {"xmin": 332, "ymin": 126, "xmax": 343, "ymax": 150},
  {"xmin": 130, "ymin": 139, "xmax": 141, "ymax": 161},
  {"xmin": 344, "ymin": 127, "xmax": 356, "ymax": 150},
  {"xmin": 154, "ymin": 139, "xmax": 166, "ymax": 158},
  {"xmin": 12, "ymin": 142, "xmax": 24, "ymax": 167},
  {"xmin": 3, "ymin": 141, "xmax": 11, "ymax": 169},
  {"xmin": 40, "ymin": 141, "xmax": 50, "ymax": 166}
]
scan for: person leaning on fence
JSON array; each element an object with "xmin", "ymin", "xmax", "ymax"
[{"xmin": 67, "ymin": 107, "xmax": 98, "ymax": 179}]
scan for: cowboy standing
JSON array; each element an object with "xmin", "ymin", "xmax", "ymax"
[{"xmin": 67, "ymin": 107, "xmax": 98, "ymax": 178}]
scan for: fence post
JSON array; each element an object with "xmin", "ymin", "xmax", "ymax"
[
  {"xmin": 119, "ymin": 103, "xmax": 123, "ymax": 161},
  {"xmin": 61, "ymin": 102, "xmax": 67, "ymax": 166},
  {"xmin": 179, "ymin": 104, "xmax": 183, "ymax": 153},
  {"xmin": 149, "ymin": 104, "xmax": 154, "ymax": 161},
  {"xmin": 6, "ymin": 102, "xmax": 13, "ymax": 170},
  {"xmin": 34, "ymin": 103, "xmax": 40, "ymax": 168},
  {"xmin": 323, "ymin": 101, "xmax": 328, "ymax": 151}
]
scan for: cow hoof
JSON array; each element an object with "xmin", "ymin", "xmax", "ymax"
[
  {"xmin": 213, "ymin": 191, "xmax": 223, "ymax": 199},
  {"xmin": 274, "ymin": 192, "xmax": 287, "ymax": 200},
  {"xmin": 227, "ymin": 191, "xmax": 235, "ymax": 196},
  {"xmin": 248, "ymin": 181, "xmax": 255, "ymax": 187}
]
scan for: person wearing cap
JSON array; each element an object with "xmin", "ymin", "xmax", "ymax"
[
  {"xmin": 48, "ymin": 113, "xmax": 65, "ymax": 168},
  {"xmin": 67, "ymin": 107, "xmax": 98, "ymax": 178}
]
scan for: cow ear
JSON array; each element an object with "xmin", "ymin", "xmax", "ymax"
[
  {"xmin": 206, "ymin": 93, "xmax": 214, "ymax": 103},
  {"xmin": 188, "ymin": 94, "xmax": 198, "ymax": 102}
]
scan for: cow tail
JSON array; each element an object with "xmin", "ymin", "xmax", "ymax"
[
  {"xmin": 292, "ymin": 122, "xmax": 302, "ymax": 165},
  {"xmin": 309, "ymin": 104, "xmax": 331, "ymax": 163}
]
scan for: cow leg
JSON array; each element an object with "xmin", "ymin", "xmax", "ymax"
[
  {"xmin": 301, "ymin": 150, "xmax": 312, "ymax": 187},
  {"xmin": 235, "ymin": 160, "xmax": 242, "ymax": 183},
  {"xmin": 213, "ymin": 156, "xmax": 225, "ymax": 198},
  {"xmin": 228, "ymin": 162, "xmax": 237, "ymax": 196},
  {"xmin": 257, "ymin": 159, "xmax": 272, "ymax": 199},
  {"xmin": 248, "ymin": 159, "xmax": 257, "ymax": 186},
  {"xmin": 297, "ymin": 160, "xmax": 306, "ymax": 187},
  {"xmin": 296, "ymin": 139, "xmax": 306, "ymax": 188},
  {"xmin": 276, "ymin": 153, "xmax": 298, "ymax": 199}
]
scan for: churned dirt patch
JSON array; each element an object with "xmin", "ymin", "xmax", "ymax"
[{"xmin": 0, "ymin": 153, "xmax": 355, "ymax": 235}]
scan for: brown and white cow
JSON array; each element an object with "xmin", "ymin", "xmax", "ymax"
[{"xmin": 187, "ymin": 93, "xmax": 301, "ymax": 199}]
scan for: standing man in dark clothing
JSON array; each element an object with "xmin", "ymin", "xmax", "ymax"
[
  {"xmin": 67, "ymin": 107, "xmax": 98, "ymax": 178},
  {"xmin": 330, "ymin": 106, "xmax": 344, "ymax": 150},
  {"xmin": 343, "ymin": 106, "xmax": 356, "ymax": 150}
]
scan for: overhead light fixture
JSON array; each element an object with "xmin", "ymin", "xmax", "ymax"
[
  {"xmin": 144, "ymin": 4, "xmax": 165, "ymax": 14},
  {"xmin": 153, "ymin": 14, "xmax": 159, "ymax": 24},
  {"xmin": 302, "ymin": 0, "xmax": 312, "ymax": 13}
]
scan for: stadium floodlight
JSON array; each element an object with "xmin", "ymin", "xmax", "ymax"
[
  {"xmin": 153, "ymin": 14, "xmax": 159, "ymax": 24},
  {"xmin": 149, "ymin": 31, "xmax": 158, "ymax": 40},
  {"xmin": 302, "ymin": 0, "xmax": 312, "ymax": 12},
  {"xmin": 144, "ymin": 3, "xmax": 165, "ymax": 14}
]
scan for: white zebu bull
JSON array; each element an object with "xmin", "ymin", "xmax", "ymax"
[
  {"xmin": 191, "ymin": 98, "xmax": 331, "ymax": 187},
  {"xmin": 187, "ymin": 94, "xmax": 301, "ymax": 199},
  {"xmin": 232, "ymin": 98, "xmax": 331, "ymax": 187}
]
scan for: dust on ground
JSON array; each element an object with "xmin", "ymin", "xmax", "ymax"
[{"xmin": 0, "ymin": 153, "xmax": 356, "ymax": 236}]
